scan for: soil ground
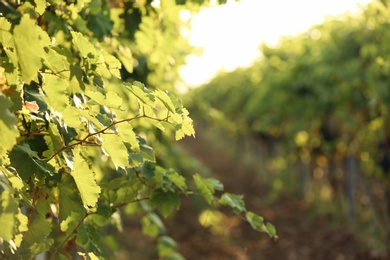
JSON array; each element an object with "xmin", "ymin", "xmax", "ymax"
[
  {"xmin": 117, "ymin": 127, "xmax": 387, "ymax": 260},
  {"xmin": 168, "ymin": 130, "xmax": 385, "ymax": 260}
]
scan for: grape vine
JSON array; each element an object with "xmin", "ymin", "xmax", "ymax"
[{"xmin": 0, "ymin": 1, "xmax": 276, "ymax": 259}]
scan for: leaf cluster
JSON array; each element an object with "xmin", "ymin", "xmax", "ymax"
[{"xmin": 0, "ymin": 0, "xmax": 275, "ymax": 259}]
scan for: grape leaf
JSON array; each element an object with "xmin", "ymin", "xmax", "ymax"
[
  {"xmin": 58, "ymin": 174, "xmax": 85, "ymax": 222},
  {"xmin": 102, "ymin": 51, "xmax": 121, "ymax": 78},
  {"xmin": 265, "ymin": 223, "xmax": 277, "ymax": 238},
  {"xmin": 43, "ymin": 49, "xmax": 70, "ymax": 74},
  {"xmin": 35, "ymin": 0, "xmax": 47, "ymax": 15},
  {"xmin": 164, "ymin": 169, "xmax": 187, "ymax": 192},
  {"xmin": 0, "ymin": 191, "xmax": 18, "ymax": 241},
  {"xmin": 0, "ymin": 18, "xmax": 13, "ymax": 49},
  {"xmin": 72, "ymin": 147, "xmax": 101, "ymax": 207},
  {"xmin": 71, "ymin": 31, "xmax": 97, "ymax": 58},
  {"xmin": 13, "ymin": 15, "xmax": 46, "ymax": 83},
  {"xmin": 86, "ymin": 90, "xmax": 122, "ymax": 109},
  {"xmin": 24, "ymin": 212, "xmax": 52, "ymax": 245},
  {"xmin": 101, "ymin": 133, "xmax": 129, "ymax": 167},
  {"xmin": 193, "ymin": 174, "xmax": 214, "ymax": 205},
  {"xmin": 42, "ymin": 74, "xmax": 69, "ymax": 111},
  {"xmin": 155, "ymin": 89, "xmax": 176, "ymax": 113},
  {"xmin": 124, "ymin": 82, "xmax": 155, "ymax": 107},
  {"xmin": 220, "ymin": 193, "xmax": 246, "ymax": 214},
  {"xmin": 116, "ymin": 122, "xmax": 139, "ymax": 152},
  {"xmin": 245, "ymin": 211, "xmax": 264, "ymax": 232},
  {"xmin": 209, "ymin": 178, "xmax": 224, "ymax": 191},
  {"xmin": 157, "ymin": 236, "xmax": 178, "ymax": 258},
  {"xmin": 76, "ymin": 223, "xmax": 102, "ymax": 255},
  {"xmin": 117, "ymin": 46, "xmax": 134, "ymax": 73},
  {"xmin": 0, "ymin": 95, "xmax": 19, "ymax": 157},
  {"xmin": 140, "ymin": 143, "xmax": 155, "ymax": 163},
  {"xmin": 141, "ymin": 213, "xmax": 166, "ymax": 238},
  {"xmin": 150, "ymin": 189, "xmax": 180, "ymax": 218},
  {"xmin": 9, "ymin": 144, "xmax": 54, "ymax": 180}
]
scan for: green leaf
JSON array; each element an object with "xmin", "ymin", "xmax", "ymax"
[
  {"xmin": 193, "ymin": 173, "xmax": 214, "ymax": 205},
  {"xmin": 42, "ymin": 74, "xmax": 69, "ymax": 111},
  {"xmin": 24, "ymin": 212, "xmax": 52, "ymax": 245},
  {"xmin": 164, "ymin": 169, "xmax": 187, "ymax": 192},
  {"xmin": 58, "ymin": 174, "xmax": 86, "ymax": 222},
  {"xmin": 88, "ymin": 11, "xmax": 113, "ymax": 40},
  {"xmin": 124, "ymin": 81, "xmax": 155, "ymax": 107},
  {"xmin": 61, "ymin": 105, "xmax": 83, "ymax": 128},
  {"xmin": 0, "ymin": 18, "xmax": 14, "ymax": 49},
  {"xmin": 209, "ymin": 178, "xmax": 224, "ymax": 191},
  {"xmin": 102, "ymin": 51, "xmax": 121, "ymax": 78},
  {"xmin": 43, "ymin": 48, "xmax": 70, "ymax": 73},
  {"xmin": 35, "ymin": 0, "xmax": 47, "ymax": 15},
  {"xmin": 13, "ymin": 15, "xmax": 47, "ymax": 83},
  {"xmin": 150, "ymin": 189, "xmax": 180, "ymax": 218},
  {"xmin": 78, "ymin": 252, "xmax": 103, "ymax": 260},
  {"xmin": 60, "ymin": 211, "xmax": 83, "ymax": 236},
  {"xmin": 0, "ymin": 191, "xmax": 18, "ymax": 241},
  {"xmin": 101, "ymin": 133, "xmax": 129, "ymax": 167},
  {"xmin": 140, "ymin": 142, "xmax": 155, "ymax": 163},
  {"xmin": 265, "ymin": 222, "xmax": 277, "ymax": 238},
  {"xmin": 76, "ymin": 223, "xmax": 102, "ymax": 255},
  {"xmin": 245, "ymin": 211, "xmax": 264, "ymax": 232},
  {"xmin": 116, "ymin": 46, "xmax": 133, "ymax": 73},
  {"xmin": 86, "ymin": 90, "xmax": 122, "ymax": 109},
  {"xmin": 175, "ymin": 117, "xmax": 195, "ymax": 140},
  {"xmin": 72, "ymin": 147, "xmax": 101, "ymax": 207},
  {"xmin": 141, "ymin": 212, "xmax": 166, "ymax": 238},
  {"xmin": 155, "ymin": 89, "xmax": 176, "ymax": 113},
  {"xmin": 116, "ymin": 122, "xmax": 139, "ymax": 152},
  {"xmin": 46, "ymin": 121, "xmax": 64, "ymax": 153},
  {"xmin": 9, "ymin": 143, "xmax": 54, "ymax": 180},
  {"xmin": 219, "ymin": 193, "xmax": 246, "ymax": 214},
  {"xmin": 71, "ymin": 31, "xmax": 97, "ymax": 58},
  {"xmin": 157, "ymin": 236, "xmax": 179, "ymax": 258},
  {"xmin": 0, "ymin": 95, "xmax": 19, "ymax": 157},
  {"xmin": 1, "ymin": 167, "xmax": 24, "ymax": 191}
]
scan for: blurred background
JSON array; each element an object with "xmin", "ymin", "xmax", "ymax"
[{"xmin": 115, "ymin": 0, "xmax": 390, "ymax": 259}]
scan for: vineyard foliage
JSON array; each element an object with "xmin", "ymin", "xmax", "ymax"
[
  {"xmin": 186, "ymin": 0, "xmax": 390, "ymax": 251},
  {"xmin": 0, "ymin": 0, "xmax": 275, "ymax": 259}
]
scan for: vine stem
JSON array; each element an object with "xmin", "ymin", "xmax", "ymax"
[
  {"xmin": 49, "ymin": 212, "xmax": 90, "ymax": 260},
  {"xmin": 47, "ymin": 113, "xmax": 171, "ymax": 161},
  {"xmin": 22, "ymin": 187, "xmax": 40, "ymax": 240}
]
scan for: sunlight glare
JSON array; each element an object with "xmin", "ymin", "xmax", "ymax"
[{"xmin": 180, "ymin": 0, "xmax": 373, "ymax": 87}]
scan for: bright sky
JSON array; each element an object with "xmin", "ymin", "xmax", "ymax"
[{"xmin": 179, "ymin": 0, "xmax": 372, "ymax": 87}]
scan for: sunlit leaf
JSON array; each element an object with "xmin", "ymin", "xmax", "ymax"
[
  {"xmin": 43, "ymin": 74, "xmax": 69, "ymax": 111},
  {"xmin": 72, "ymin": 147, "xmax": 101, "ymax": 207},
  {"xmin": 71, "ymin": 31, "xmax": 97, "ymax": 58},
  {"xmin": 193, "ymin": 173, "xmax": 214, "ymax": 205},
  {"xmin": 13, "ymin": 15, "xmax": 47, "ymax": 83},
  {"xmin": 101, "ymin": 133, "xmax": 129, "ymax": 167},
  {"xmin": 0, "ymin": 191, "xmax": 18, "ymax": 241},
  {"xmin": 0, "ymin": 95, "xmax": 19, "ymax": 157},
  {"xmin": 124, "ymin": 81, "xmax": 155, "ymax": 107}
]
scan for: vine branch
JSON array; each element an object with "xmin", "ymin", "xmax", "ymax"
[{"xmin": 47, "ymin": 113, "xmax": 171, "ymax": 161}]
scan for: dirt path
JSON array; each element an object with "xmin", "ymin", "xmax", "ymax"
[{"xmin": 170, "ymin": 129, "xmax": 381, "ymax": 260}]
